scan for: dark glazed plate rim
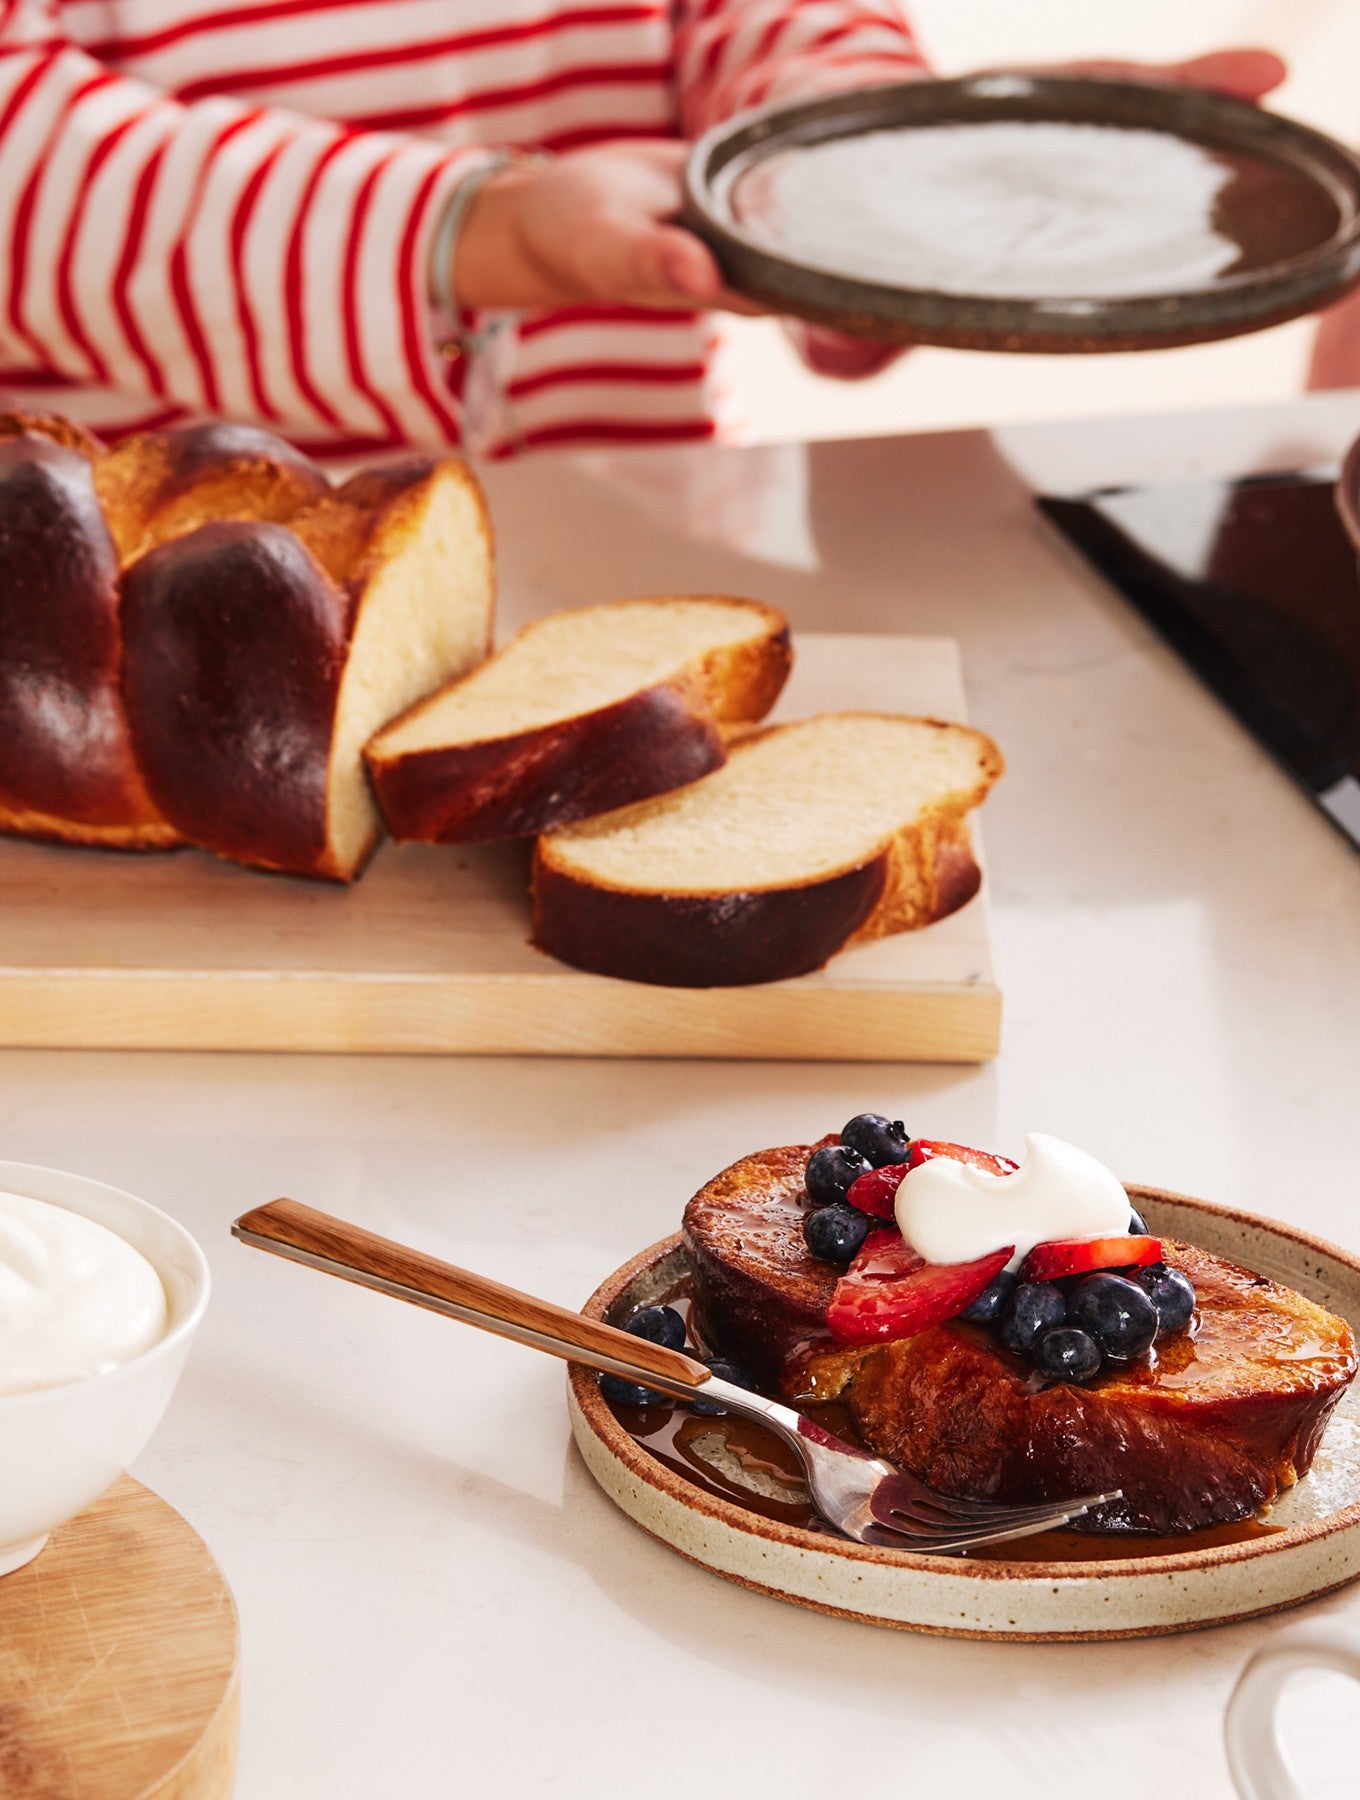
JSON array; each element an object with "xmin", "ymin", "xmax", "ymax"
[{"xmin": 683, "ymin": 73, "xmax": 1360, "ymax": 351}]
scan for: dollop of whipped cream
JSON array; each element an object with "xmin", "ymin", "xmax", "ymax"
[
  {"xmin": 894, "ymin": 1134, "xmax": 1131, "ymax": 1273},
  {"xmin": 0, "ymin": 1191, "xmax": 168, "ymax": 1396}
]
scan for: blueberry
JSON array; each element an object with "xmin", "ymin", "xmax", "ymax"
[
  {"xmin": 626, "ymin": 1305, "xmax": 687, "ymax": 1351},
  {"xmin": 600, "ymin": 1373, "xmax": 666, "ymax": 1408},
  {"xmin": 1000, "ymin": 1282, "xmax": 1067, "ymax": 1357},
  {"xmin": 805, "ymin": 1143, "xmax": 872, "ymax": 1206},
  {"xmin": 1128, "ymin": 1206, "xmax": 1150, "ymax": 1236},
  {"xmin": 691, "ymin": 1354, "xmax": 758, "ymax": 1415},
  {"xmin": 839, "ymin": 1113, "xmax": 910, "ymax": 1169},
  {"xmin": 1032, "ymin": 1327, "xmax": 1103, "ymax": 1383},
  {"xmin": 960, "ymin": 1268, "xmax": 1018, "ymax": 1324},
  {"xmin": 1068, "ymin": 1273, "xmax": 1158, "ymax": 1363},
  {"xmin": 1137, "ymin": 1264, "xmax": 1197, "ymax": 1336},
  {"xmin": 803, "ymin": 1202, "xmax": 870, "ymax": 1266}
]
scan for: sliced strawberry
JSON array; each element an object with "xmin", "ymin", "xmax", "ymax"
[
  {"xmin": 827, "ymin": 1238, "xmax": 1015, "ymax": 1346},
  {"xmin": 845, "ymin": 1161, "xmax": 910, "ymax": 1219},
  {"xmin": 1020, "ymin": 1235, "xmax": 1162, "ymax": 1283},
  {"xmin": 850, "ymin": 1226, "xmax": 915, "ymax": 1270},
  {"xmin": 906, "ymin": 1139, "xmax": 1019, "ymax": 1178}
]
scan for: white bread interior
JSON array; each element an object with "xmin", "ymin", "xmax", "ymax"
[
  {"xmin": 370, "ymin": 596, "xmax": 784, "ymax": 755},
  {"xmin": 304, "ymin": 462, "xmax": 495, "ymax": 877},
  {"xmin": 539, "ymin": 714, "xmax": 999, "ymax": 894}
]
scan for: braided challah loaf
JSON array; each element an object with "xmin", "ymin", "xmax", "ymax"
[
  {"xmin": 0, "ymin": 408, "xmax": 1000, "ymax": 986},
  {"xmin": 0, "ymin": 413, "xmax": 493, "ymax": 880}
]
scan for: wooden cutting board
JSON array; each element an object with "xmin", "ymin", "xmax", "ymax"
[
  {"xmin": 0, "ymin": 1478, "xmax": 240, "ymax": 1799},
  {"xmin": 0, "ymin": 634, "xmax": 1000, "ymax": 1061}
]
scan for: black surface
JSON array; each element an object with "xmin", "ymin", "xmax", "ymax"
[{"xmin": 1039, "ymin": 473, "xmax": 1360, "ymax": 850}]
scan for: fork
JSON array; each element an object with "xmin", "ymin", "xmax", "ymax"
[{"xmin": 231, "ymin": 1198, "xmax": 1119, "ymax": 1553}]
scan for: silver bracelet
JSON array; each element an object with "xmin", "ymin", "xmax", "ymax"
[{"xmin": 430, "ymin": 150, "xmax": 540, "ymax": 361}]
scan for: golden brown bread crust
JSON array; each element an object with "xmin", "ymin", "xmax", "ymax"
[
  {"xmin": 0, "ymin": 438, "xmax": 179, "ymax": 850},
  {"xmin": 365, "ymin": 601, "xmax": 790, "ymax": 845},
  {"xmin": 0, "ymin": 410, "xmax": 107, "ymax": 458},
  {"xmin": 118, "ymin": 455, "xmax": 493, "ymax": 881},
  {"xmin": 530, "ymin": 716, "xmax": 995, "ymax": 986},
  {"xmin": 532, "ymin": 856, "xmax": 890, "ymax": 985},
  {"xmin": 683, "ymin": 1145, "xmax": 1358, "ymax": 1534},
  {"xmin": 94, "ymin": 421, "xmax": 329, "ymax": 565},
  {"xmin": 120, "ymin": 520, "xmax": 349, "ymax": 879}
]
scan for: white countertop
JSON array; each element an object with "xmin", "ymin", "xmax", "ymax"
[{"xmin": 6, "ymin": 393, "xmax": 1360, "ymax": 1798}]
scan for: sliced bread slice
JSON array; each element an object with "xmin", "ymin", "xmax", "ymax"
[
  {"xmin": 531, "ymin": 713, "xmax": 1002, "ymax": 986},
  {"xmin": 120, "ymin": 456, "xmax": 494, "ymax": 881},
  {"xmin": 364, "ymin": 595, "xmax": 791, "ymax": 844}
]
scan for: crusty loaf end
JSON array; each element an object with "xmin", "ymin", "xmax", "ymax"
[
  {"xmin": 0, "ymin": 437, "xmax": 179, "ymax": 850},
  {"xmin": 120, "ymin": 455, "xmax": 495, "ymax": 882}
]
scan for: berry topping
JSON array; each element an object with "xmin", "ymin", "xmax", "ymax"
[
  {"xmin": 1032, "ymin": 1326, "xmax": 1103, "ymax": 1383},
  {"xmin": 805, "ymin": 1143, "xmax": 873, "ymax": 1207},
  {"xmin": 840, "ymin": 1113, "xmax": 911, "ymax": 1168},
  {"xmin": 906, "ymin": 1139, "xmax": 1020, "ymax": 1178},
  {"xmin": 1137, "ymin": 1264, "xmax": 1197, "ymax": 1337},
  {"xmin": 827, "ymin": 1237, "xmax": 1014, "ymax": 1346},
  {"xmin": 600, "ymin": 1373, "xmax": 666, "ymax": 1408},
  {"xmin": 625, "ymin": 1305, "xmax": 686, "ymax": 1352},
  {"xmin": 845, "ymin": 1161, "xmax": 910, "ymax": 1219},
  {"xmin": 803, "ymin": 1202, "xmax": 871, "ymax": 1266},
  {"xmin": 959, "ymin": 1268, "xmax": 1018, "ymax": 1324},
  {"xmin": 691, "ymin": 1355, "xmax": 758, "ymax": 1415},
  {"xmin": 1128, "ymin": 1206, "xmax": 1151, "ymax": 1236},
  {"xmin": 1019, "ymin": 1233, "xmax": 1162, "ymax": 1283},
  {"xmin": 1000, "ymin": 1282, "xmax": 1067, "ymax": 1357},
  {"xmin": 1067, "ymin": 1273, "xmax": 1159, "ymax": 1363}
]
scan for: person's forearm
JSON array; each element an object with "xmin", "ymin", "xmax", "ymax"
[{"xmin": 0, "ymin": 0, "xmax": 485, "ymax": 444}]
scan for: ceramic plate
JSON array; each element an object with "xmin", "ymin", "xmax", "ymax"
[
  {"xmin": 568, "ymin": 1187, "xmax": 1360, "ymax": 1639},
  {"xmin": 684, "ymin": 75, "xmax": 1360, "ymax": 351}
]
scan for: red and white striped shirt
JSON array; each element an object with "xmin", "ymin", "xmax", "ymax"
[{"xmin": 0, "ymin": 0, "xmax": 924, "ymax": 456}]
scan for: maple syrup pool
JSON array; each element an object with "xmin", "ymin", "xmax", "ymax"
[{"xmin": 602, "ymin": 1295, "xmax": 1281, "ymax": 1563}]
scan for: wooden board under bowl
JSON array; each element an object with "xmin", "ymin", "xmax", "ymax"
[
  {"xmin": 0, "ymin": 634, "xmax": 999, "ymax": 1061},
  {"xmin": 0, "ymin": 1477, "xmax": 239, "ymax": 1798}
]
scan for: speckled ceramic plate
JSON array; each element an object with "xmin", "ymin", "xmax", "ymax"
[
  {"xmin": 568, "ymin": 1187, "xmax": 1360, "ymax": 1639},
  {"xmin": 684, "ymin": 75, "xmax": 1360, "ymax": 351}
]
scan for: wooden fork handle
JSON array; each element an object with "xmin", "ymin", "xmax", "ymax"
[{"xmin": 232, "ymin": 1197, "xmax": 710, "ymax": 1391}]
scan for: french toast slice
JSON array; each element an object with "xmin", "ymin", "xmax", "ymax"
[{"xmin": 682, "ymin": 1145, "xmax": 1357, "ymax": 1534}]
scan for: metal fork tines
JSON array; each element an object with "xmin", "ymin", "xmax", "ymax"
[
  {"xmin": 699, "ymin": 1375, "xmax": 1121, "ymax": 1555},
  {"xmin": 230, "ymin": 1197, "xmax": 1119, "ymax": 1557}
]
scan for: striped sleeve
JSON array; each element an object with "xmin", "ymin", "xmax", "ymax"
[
  {"xmin": 0, "ymin": 0, "xmax": 486, "ymax": 445},
  {"xmin": 671, "ymin": 0, "xmax": 927, "ymax": 137}
]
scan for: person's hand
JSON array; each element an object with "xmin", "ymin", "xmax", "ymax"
[
  {"xmin": 1051, "ymin": 48, "xmax": 1286, "ymax": 102},
  {"xmin": 451, "ymin": 140, "xmax": 760, "ymax": 314}
]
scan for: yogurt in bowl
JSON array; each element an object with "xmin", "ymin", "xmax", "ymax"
[{"xmin": 0, "ymin": 1161, "xmax": 209, "ymax": 1576}]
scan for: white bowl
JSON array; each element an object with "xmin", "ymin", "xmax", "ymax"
[{"xmin": 0, "ymin": 1160, "xmax": 209, "ymax": 1576}]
